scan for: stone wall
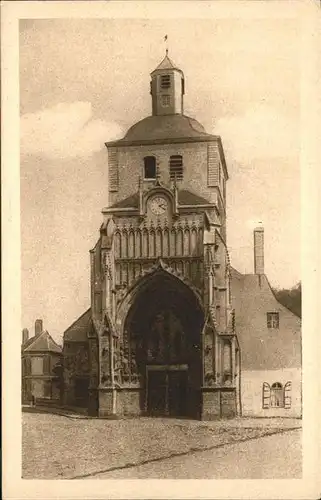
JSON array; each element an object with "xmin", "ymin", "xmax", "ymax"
[
  {"xmin": 108, "ymin": 141, "xmax": 224, "ymax": 207},
  {"xmin": 201, "ymin": 388, "xmax": 237, "ymax": 420}
]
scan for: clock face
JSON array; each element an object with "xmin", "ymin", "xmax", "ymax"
[{"xmin": 149, "ymin": 196, "xmax": 168, "ymax": 215}]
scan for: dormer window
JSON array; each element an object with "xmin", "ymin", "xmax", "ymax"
[
  {"xmin": 161, "ymin": 95, "xmax": 170, "ymax": 107},
  {"xmin": 169, "ymin": 155, "xmax": 183, "ymax": 181},
  {"xmin": 160, "ymin": 74, "xmax": 171, "ymax": 89},
  {"xmin": 144, "ymin": 156, "xmax": 156, "ymax": 179}
]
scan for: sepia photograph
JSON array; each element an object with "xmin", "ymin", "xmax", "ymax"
[{"xmin": 2, "ymin": 1, "xmax": 320, "ymax": 498}]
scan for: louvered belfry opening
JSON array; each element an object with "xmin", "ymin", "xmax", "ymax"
[{"xmin": 169, "ymin": 155, "xmax": 183, "ymax": 181}]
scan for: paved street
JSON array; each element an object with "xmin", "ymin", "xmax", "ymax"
[
  {"xmin": 22, "ymin": 411, "xmax": 301, "ymax": 479},
  {"xmin": 92, "ymin": 428, "xmax": 301, "ymax": 479}
]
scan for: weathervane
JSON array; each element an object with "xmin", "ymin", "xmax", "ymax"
[{"xmin": 164, "ymin": 34, "xmax": 168, "ymax": 56}]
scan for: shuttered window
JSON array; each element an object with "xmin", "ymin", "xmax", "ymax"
[
  {"xmin": 263, "ymin": 381, "xmax": 292, "ymax": 409},
  {"xmin": 108, "ymin": 149, "xmax": 119, "ymax": 192},
  {"xmin": 284, "ymin": 381, "xmax": 292, "ymax": 409},
  {"xmin": 207, "ymin": 144, "xmax": 220, "ymax": 187},
  {"xmin": 262, "ymin": 382, "xmax": 271, "ymax": 409},
  {"xmin": 169, "ymin": 155, "xmax": 183, "ymax": 181}
]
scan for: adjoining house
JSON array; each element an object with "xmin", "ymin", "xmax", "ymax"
[
  {"xmin": 54, "ymin": 51, "xmax": 301, "ymax": 419},
  {"xmin": 21, "ymin": 319, "xmax": 63, "ymax": 405},
  {"xmin": 230, "ymin": 227, "xmax": 301, "ymax": 418}
]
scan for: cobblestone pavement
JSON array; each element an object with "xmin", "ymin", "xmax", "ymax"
[
  {"xmin": 92, "ymin": 429, "xmax": 302, "ymax": 479},
  {"xmin": 22, "ymin": 413, "xmax": 301, "ymax": 479}
]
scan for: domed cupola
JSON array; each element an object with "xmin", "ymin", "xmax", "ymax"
[{"xmin": 150, "ymin": 51, "xmax": 185, "ymax": 116}]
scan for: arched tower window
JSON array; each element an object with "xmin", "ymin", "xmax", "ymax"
[
  {"xmin": 144, "ymin": 156, "xmax": 156, "ymax": 179},
  {"xmin": 169, "ymin": 155, "xmax": 183, "ymax": 181}
]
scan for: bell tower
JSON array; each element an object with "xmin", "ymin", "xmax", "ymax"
[{"xmin": 150, "ymin": 51, "xmax": 185, "ymax": 116}]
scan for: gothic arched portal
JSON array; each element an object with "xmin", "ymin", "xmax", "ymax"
[{"xmin": 121, "ymin": 269, "xmax": 204, "ymax": 418}]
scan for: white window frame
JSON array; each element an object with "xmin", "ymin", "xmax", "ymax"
[{"xmin": 267, "ymin": 312, "xmax": 279, "ymax": 329}]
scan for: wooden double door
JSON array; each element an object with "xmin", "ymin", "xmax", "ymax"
[{"xmin": 147, "ymin": 368, "xmax": 188, "ymax": 417}]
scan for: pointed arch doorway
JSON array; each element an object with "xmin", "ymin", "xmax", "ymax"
[{"xmin": 123, "ymin": 269, "xmax": 204, "ymax": 419}]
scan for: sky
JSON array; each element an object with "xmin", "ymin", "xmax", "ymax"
[{"xmin": 20, "ymin": 17, "xmax": 301, "ymax": 342}]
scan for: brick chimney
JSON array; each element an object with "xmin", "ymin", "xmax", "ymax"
[
  {"xmin": 22, "ymin": 328, "xmax": 29, "ymax": 344},
  {"xmin": 254, "ymin": 226, "xmax": 264, "ymax": 274},
  {"xmin": 35, "ymin": 319, "xmax": 43, "ymax": 336}
]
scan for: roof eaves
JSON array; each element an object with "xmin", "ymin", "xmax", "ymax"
[
  {"xmin": 216, "ymin": 137, "xmax": 229, "ymax": 180},
  {"xmin": 105, "ymin": 135, "xmax": 219, "ymax": 148}
]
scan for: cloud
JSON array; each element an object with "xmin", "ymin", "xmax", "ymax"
[
  {"xmin": 214, "ymin": 105, "xmax": 299, "ymax": 165},
  {"xmin": 21, "ymin": 102, "xmax": 123, "ymax": 159}
]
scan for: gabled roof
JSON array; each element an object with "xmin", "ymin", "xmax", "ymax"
[
  {"xmin": 151, "ymin": 54, "xmax": 182, "ymax": 74},
  {"xmin": 64, "ymin": 308, "xmax": 92, "ymax": 342},
  {"xmin": 230, "ymin": 269, "xmax": 301, "ymax": 370},
  {"xmin": 107, "ymin": 189, "xmax": 212, "ymax": 211},
  {"xmin": 23, "ymin": 330, "xmax": 62, "ymax": 354}
]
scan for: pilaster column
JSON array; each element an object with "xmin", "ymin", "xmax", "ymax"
[{"xmin": 231, "ymin": 337, "xmax": 236, "ymax": 383}]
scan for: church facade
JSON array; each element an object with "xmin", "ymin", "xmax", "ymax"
[{"xmin": 62, "ymin": 53, "xmax": 301, "ymax": 419}]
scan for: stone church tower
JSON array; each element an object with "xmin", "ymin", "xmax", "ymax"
[{"xmin": 64, "ymin": 53, "xmax": 241, "ymax": 419}]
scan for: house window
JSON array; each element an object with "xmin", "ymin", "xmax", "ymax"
[
  {"xmin": 271, "ymin": 382, "xmax": 284, "ymax": 407},
  {"xmin": 161, "ymin": 95, "xmax": 170, "ymax": 107},
  {"xmin": 43, "ymin": 381, "xmax": 52, "ymax": 399},
  {"xmin": 262, "ymin": 381, "xmax": 292, "ymax": 409},
  {"xmin": 23, "ymin": 357, "xmax": 30, "ymax": 375},
  {"xmin": 267, "ymin": 312, "xmax": 279, "ymax": 329},
  {"xmin": 144, "ymin": 156, "xmax": 156, "ymax": 179},
  {"xmin": 31, "ymin": 356, "xmax": 43, "ymax": 375},
  {"xmin": 169, "ymin": 155, "xmax": 183, "ymax": 181},
  {"xmin": 43, "ymin": 355, "xmax": 50, "ymax": 374},
  {"xmin": 160, "ymin": 74, "xmax": 171, "ymax": 89}
]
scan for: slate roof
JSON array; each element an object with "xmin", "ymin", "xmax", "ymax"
[
  {"xmin": 110, "ymin": 192, "xmax": 139, "ymax": 209},
  {"xmin": 23, "ymin": 330, "xmax": 62, "ymax": 354},
  {"xmin": 106, "ymin": 114, "xmax": 217, "ymax": 147},
  {"xmin": 64, "ymin": 308, "xmax": 92, "ymax": 342},
  {"xmin": 230, "ymin": 268, "xmax": 301, "ymax": 371},
  {"xmin": 178, "ymin": 190, "xmax": 212, "ymax": 206},
  {"xmin": 151, "ymin": 54, "xmax": 182, "ymax": 74},
  {"xmin": 108, "ymin": 189, "xmax": 212, "ymax": 210}
]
